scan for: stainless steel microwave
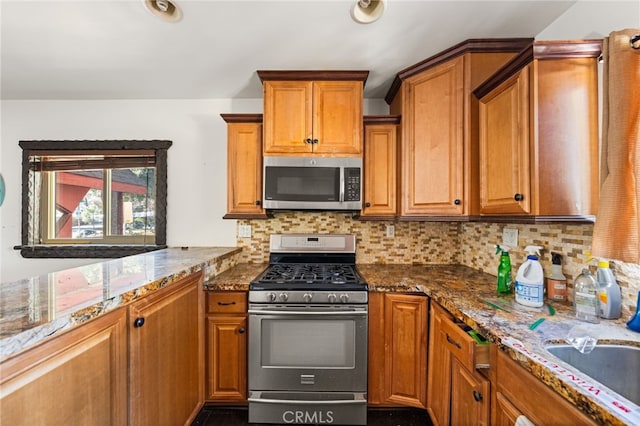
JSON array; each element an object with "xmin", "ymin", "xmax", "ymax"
[{"xmin": 263, "ymin": 156, "xmax": 362, "ymax": 211}]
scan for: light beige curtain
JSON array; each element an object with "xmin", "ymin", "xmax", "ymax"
[{"xmin": 592, "ymin": 29, "xmax": 640, "ymax": 262}]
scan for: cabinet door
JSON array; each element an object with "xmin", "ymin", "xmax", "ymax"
[
  {"xmin": 495, "ymin": 348, "xmax": 596, "ymax": 425},
  {"xmin": 427, "ymin": 303, "xmax": 452, "ymax": 425},
  {"xmin": 227, "ymin": 122, "xmax": 265, "ymax": 215},
  {"xmin": 367, "ymin": 292, "xmax": 386, "ymax": 405},
  {"xmin": 263, "ymin": 81, "xmax": 313, "ymax": 154},
  {"xmin": 206, "ymin": 315, "xmax": 247, "ymax": 401},
  {"xmin": 493, "ymin": 391, "xmax": 524, "ymax": 426},
  {"xmin": 401, "ymin": 57, "xmax": 464, "ymax": 216},
  {"xmin": 312, "ymin": 81, "xmax": 363, "ymax": 155},
  {"xmin": 0, "ymin": 308, "xmax": 127, "ymax": 426},
  {"xmin": 479, "ymin": 66, "xmax": 531, "ymax": 215},
  {"xmin": 362, "ymin": 123, "xmax": 397, "ymax": 217},
  {"xmin": 450, "ymin": 358, "xmax": 490, "ymax": 426},
  {"xmin": 129, "ymin": 272, "xmax": 203, "ymax": 426},
  {"xmin": 384, "ymin": 293, "xmax": 428, "ymax": 408}
]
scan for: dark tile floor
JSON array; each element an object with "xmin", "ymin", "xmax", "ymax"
[{"xmin": 192, "ymin": 406, "xmax": 433, "ymax": 426}]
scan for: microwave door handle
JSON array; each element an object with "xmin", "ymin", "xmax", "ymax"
[{"xmin": 339, "ymin": 169, "xmax": 345, "ymax": 203}]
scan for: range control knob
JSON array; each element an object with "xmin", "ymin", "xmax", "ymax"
[
  {"xmin": 303, "ymin": 293, "xmax": 313, "ymax": 303},
  {"xmin": 279, "ymin": 292, "xmax": 289, "ymax": 302},
  {"xmin": 267, "ymin": 292, "xmax": 277, "ymax": 302},
  {"xmin": 340, "ymin": 294, "xmax": 350, "ymax": 303},
  {"xmin": 327, "ymin": 293, "xmax": 337, "ymax": 303}
]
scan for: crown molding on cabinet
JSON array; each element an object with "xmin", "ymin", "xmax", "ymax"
[
  {"xmin": 256, "ymin": 70, "xmax": 369, "ymax": 85},
  {"xmin": 384, "ymin": 38, "xmax": 534, "ymax": 104},
  {"xmin": 473, "ymin": 39, "xmax": 603, "ymax": 99},
  {"xmin": 363, "ymin": 115, "xmax": 401, "ymax": 125},
  {"xmin": 220, "ymin": 113, "xmax": 263, "ymax": 123}
]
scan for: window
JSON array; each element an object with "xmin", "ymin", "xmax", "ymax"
[{"xmin": 16, "ymin": 140, "xmax": 171, "ymax": 258}]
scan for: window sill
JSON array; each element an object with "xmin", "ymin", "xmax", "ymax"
[{"xmin": 14, "ymin": 244, "xmax": 167, "ymax": 259}]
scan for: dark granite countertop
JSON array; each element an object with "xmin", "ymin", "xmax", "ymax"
[
  {"xmin": 204, "ymin": 262, "xmax": 268, "ymax": 291},
  {"xmin": 0, "ymin": 247, "xmax": 241, "ymax": 360}
]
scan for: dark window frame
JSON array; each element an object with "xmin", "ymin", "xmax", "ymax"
[{"xmin": 15, "ymin": 140, "xmax": 172, "ymax": 259}]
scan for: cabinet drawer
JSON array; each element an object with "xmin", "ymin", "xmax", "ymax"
[
  {"xmin": 440, "ymin": 316, "xmax": 489, "ymax": 371},
  {"xmin": 207, "ymin": 292, "xmax": 247, "ymax": 314}
]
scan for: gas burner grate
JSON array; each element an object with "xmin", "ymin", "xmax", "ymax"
[{"xmin": 258, "ymin": 263, "xmax": 358, "ymax": 285}]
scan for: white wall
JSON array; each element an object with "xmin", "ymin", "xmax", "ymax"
[
  {"xmin": 0, "ymin": 98, "xmax": 387, "ymax": 282},
  {"xmin": 537, "ymin": 1, "xmax": 639, "ymax": 39},
  {"xmin": 0, "ymin": 99, "xmax": 252, "ymax": 282}
]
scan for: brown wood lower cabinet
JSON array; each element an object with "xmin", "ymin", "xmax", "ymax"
[
  {"xmin": 491, "ymin": 347, "xmax": 596, "ymax": 425},
  {"xmin": 450, "ymin": 358, "xmax": 490, "ymax": 426},
  {"xmin": 368, "ymin": 292, "xmax": 428, "ymax": 408},
  {"xmin": 129, "ymin": 271, "xmax": 204, "ymax": 426},
  {"xmin": 205, "ymin": 291, "xmax": 248, "ymax": 402},
  {"xmin": 0, "ymin": 307, "xmax": 128, "ymax": 425},
  {"xmin": 427, "ymin": 302, "xmax": 490, "ymax": 426}
]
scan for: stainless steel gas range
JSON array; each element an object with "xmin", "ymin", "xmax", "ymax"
[{"xmin": 248, "ymin": 234, "xmax": 368, "ymax": 425}]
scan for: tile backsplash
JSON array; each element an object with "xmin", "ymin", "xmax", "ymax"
[{"xmin": 237, "ymin": 212, "xmax": 639, "ymax": 316}]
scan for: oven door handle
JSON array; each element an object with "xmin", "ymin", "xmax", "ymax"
[
  {"xmin": 248, "ymin": 309, "xmax": 367, "ymax": 316},
  {"xmin": 248, "ymin": 396, "xmax": 366, "ymax": 405}
]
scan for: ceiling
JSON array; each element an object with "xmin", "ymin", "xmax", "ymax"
[{"xmin": 1, "ymin": 0, "xmax": 581, "ymax": 101}]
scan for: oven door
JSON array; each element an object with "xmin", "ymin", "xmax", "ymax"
[{"xmin": 248, "ymin": 304, "xmax": 367, "ymax": 392}]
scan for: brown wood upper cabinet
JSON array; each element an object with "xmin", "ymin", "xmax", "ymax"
[
  {"xmin": 362, "ymin": 116, "xmax": 400, "ymax": 218},
  {"xmin": 387, "ymin": 39, "xmax": 532, "ymax": 220},
  {"xmin": 475, "ymin": 40, "xmax": 602, "ymax": 220},
  {"xmin": 221, "ymin": 114, "xmax": 268, "ymax": 219},
  {"xmin": 258, "ymin": 70, "xmax": 368, "ymax": 156}
]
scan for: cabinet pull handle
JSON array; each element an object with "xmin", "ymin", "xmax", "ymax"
[
  {"xmin": 454, "ymin": 199, "xmax": 461, "ymax": 205},
  {"xmin": 365, "ymin": 202, "xmax": 371, "ymax": 208},
  {"xmin": 445, "ymin": 333, "xmax": 462, "ymax": 349},
  {"xmin": 514, "ymin": 193, "xmax": 524, "ymax": 202},
  {"xmin": 133, "ymin": 317, "xmax": 145, "ymax": 328},
  {"xmin": 473, "ymin": 390, "xmax": 483, "ymax": 402},
  {"xmin": 238, "ymin": 327, "xmax": 246, "ymax": 334},
  {"xmin": 217, "ymin": 301, "xmax": 237, "ymax": 306}
]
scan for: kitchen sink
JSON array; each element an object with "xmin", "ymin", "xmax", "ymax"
[{"xmin": 545, "ymin": 344, "xmax": 640, "ymax": 405}]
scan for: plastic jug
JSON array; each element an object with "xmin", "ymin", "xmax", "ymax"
[
  {"xmin": 514, "ymin": 245, "xmax": 544, "ymax": 308},
  {"xmin": 596, "ymin": 260, "xmax": 621, "ymax": 319},
  {"xmin": 573, "ymin": 269, "xmax": 599, "ymax": 323}
]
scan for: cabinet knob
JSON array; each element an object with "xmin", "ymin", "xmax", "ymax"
[
  {"xmin": 365, "ymin": 202, "xmax": 371, "ymax": 208},
  {"xmin": 312, "ymin": 139, "xmax": 319, "ymax": 145},
  {"xmin": 473, "ymin": 390, "xmax": 483, "ymax": 402},
  {"xmin": 454, "ymin": 199, "xmax": 461, "ymax": 205},
  {"xmin": 305, "ymin": 138, "xmax": 313, "ymax": 144},
  {"xmin": 238, "ymin": 327, "xmax": 246, "ymax": 334},
  {"xmin": 255, "ymin": 200, "xmax": 261, "ymax": 206},
  {"xmin": 514, "ymin": 193, "xmax": 524, "ymax": 202},
  {"xmin": 133, "ymin": 317, "xmax": 145, "ymax": 328}
]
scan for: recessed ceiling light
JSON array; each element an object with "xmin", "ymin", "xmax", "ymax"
[
  {"xmin": 144, "ymin": 0, "xmax": 182, "ymax": 23},
  {"xmin": 351, "ymin": 0, "xmax": 386, "ymax": 24}
]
